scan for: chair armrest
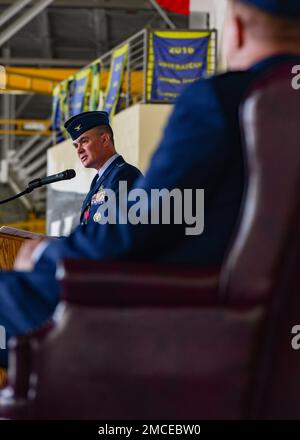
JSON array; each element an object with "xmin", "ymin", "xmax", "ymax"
[
  {"xmin": 0, "ymin": 322, "xmax": 53, "ymax": 419},
  {"xmin": 58, "ymin": 259, "xmax": 221, "ymax": 307},
  {"xmin": 0, "ymin": 369, "xmax": 7, "ymax": 389}
]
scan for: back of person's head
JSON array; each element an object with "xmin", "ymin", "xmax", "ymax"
[{"xmin": 224, "ymin": 0, "xmax": 300, "ymax": 69}]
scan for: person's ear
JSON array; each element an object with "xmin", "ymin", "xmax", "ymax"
[
  {"xmin": 222, "ymin": 8, "xmax": 246, "ymax": 69},
  {"xmin": 101, "ymin": 132, "xmax": 110, "ymax": 147},
  {"xmin": 228, "ymin": 13, "xmax": 245, "ymax": 52},
  {"xmin": 235, "ymin": 14, "xmax": 245, "ymax": 49}
]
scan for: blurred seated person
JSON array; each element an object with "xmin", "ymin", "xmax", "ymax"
[{"xmin": 0, "ymin": 0, "xmax": 300, "ymax": 368}]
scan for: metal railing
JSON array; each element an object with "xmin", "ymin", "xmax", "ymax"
[
  {"xmin": 96, "ymin": 27, "xmax": 216, "ymax": 107},
  {"xmin": 5, "ymin": 27, "xmax": 218, "ymax": 213},
  {"xmin": 100, "ymin": 28, "xmax": 147, "ymax": 108},
  {"xmin": 56, "ymin": 27, "xmax": 218, "ymax": 130}
]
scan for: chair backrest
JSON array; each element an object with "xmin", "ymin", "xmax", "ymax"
[
  {"xmin": 221, "ymin": 63, "xmax": 300, "ymax": 304},
  {"xmin": 250, "ymin": 218, "xmax": 300, "ymax": 419}
]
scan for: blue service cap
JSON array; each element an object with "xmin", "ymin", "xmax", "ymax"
[
  {"xmin": 64, "ymin": 111, "xmax": 110, "ymax": 141},
  {"xmin": 240, "ymin": 0, "xmax": 300, "ymax": 17}
]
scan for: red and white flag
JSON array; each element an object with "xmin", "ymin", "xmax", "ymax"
[{"xmin": 156, "ymin": 0, "xmax": 190, "ymax": 16}]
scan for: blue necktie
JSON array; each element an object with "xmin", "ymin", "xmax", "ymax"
[{"xmin": 89, "ymin": 174, "xmax": 99, "ymax": 192}]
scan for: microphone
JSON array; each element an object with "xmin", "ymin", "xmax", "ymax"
[{"xmin": 27, "ymin": 169, "xmax": 76, "ymax": 190}]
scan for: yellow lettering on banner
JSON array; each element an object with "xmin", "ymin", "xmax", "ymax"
[
  {"xmin": 158, "ymin": 76, "xmax": 181, "ymax": 84},
  {"xmin": 158, "ymin": 90, "xmax": 179, "ymax": 98},
  {"xmin": 182, "ymin": 77, "xmax": 200, "ymax": 84},
  {"xmin": 158, "ymin": 62, "xmax": 203, "ymax": 70},
  {"xmin": 169, "ymin": 46, "xmax": 195, "ymax": 55}
]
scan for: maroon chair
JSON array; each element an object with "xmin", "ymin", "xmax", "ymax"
[{"xmin": 1, "ymin": 64, "xmax": 300, "ymax": 419}]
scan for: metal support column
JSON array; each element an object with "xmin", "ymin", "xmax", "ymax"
[
  {"xmin": 126, "ymin": 42, "xmax": 131, "ymax": 108},
  {"xmin": 0, "ymin": 0, "xmax": 54, "ymax": 48},
  {"xmin": 142, "ymin": 29, "xmax": 148, "ymax": 103},
  {"xmin": 1, "ymin": 47, "xmax": 10, "ymax": 182},
  {"xmin": 1, "ymin": 93, "xmax": 10, "ymax": 182},
  {"xmin": 0, "ymin": 0, "xmax": 32, "ymax": 28},
  {"xmin": 148, "ymin": 0, "xmax": 176, "ymax": 29}
]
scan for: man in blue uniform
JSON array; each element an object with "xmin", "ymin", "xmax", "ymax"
[
  {"xmin": 0, "ymin": 0, "xmax": 300, "ymax": 367},
  {"xmin": 64, "ymin": 111, "xmax": 141, "ymax": 226}
]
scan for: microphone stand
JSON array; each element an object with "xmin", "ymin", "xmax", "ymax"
[
  {"xmin": 0, "ymin": 170, "xmax": 76, "ymax": 205},
  {"xmin": 0, "ymin": 185, "xmax": 35, "ymax": 205}
]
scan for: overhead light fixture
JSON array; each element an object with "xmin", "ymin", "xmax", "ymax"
[
  {"xmin": 0, "ymin": 90, "xmax": 34, "ymax": 95},
  {"xmin": 0, "ymin": 65, "xmax": 6, "ymax": 89}
]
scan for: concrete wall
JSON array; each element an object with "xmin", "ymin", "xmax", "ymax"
[
  {"xmin": 112, "ymin": 103, "xmax": 173, "ymax": 172},
  {"xmin": 190, "ymin": 0, "xmax": 228, "ymax": 67},
  {"xmin": 190, "ymin": 0, "xmax": 228, "ymax": 32},
  {"xmin": 46, "ymin": 103, "xmax": 173, "ymax": 235}
]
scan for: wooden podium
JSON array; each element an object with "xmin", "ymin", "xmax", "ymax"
[{"xmin": 0, "ymin": 226, "xmax": 46, "ymax": 271}]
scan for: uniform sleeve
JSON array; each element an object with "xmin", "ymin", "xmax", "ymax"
[{"xmin": 110, "ymin": 164, "xmax": 142, "ymax": 194}]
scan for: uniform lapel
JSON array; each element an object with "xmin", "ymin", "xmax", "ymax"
[{"xmin": 95, "ymin": 155, "xmax": 124, "ymax": 188}]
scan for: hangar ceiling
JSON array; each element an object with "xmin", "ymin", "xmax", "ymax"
[
  {"xmin": 0, "ymin": 0, "xmax": 188, "ymax": 213},
  {"xmin": 0, "ymin": 0, "xmax": 187, "ymax": 122},
  {"xmin": 0, "ymin": 0, "xmax": 187, "ymax": 65}
]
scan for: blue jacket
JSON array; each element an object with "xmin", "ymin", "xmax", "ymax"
[
  {"xmin": 79, "ymin": 155, "xmax": 141, "ymax": 225},
  {"xmin": 0, "ymin": 54, "xmax": 299, "ymax": 366}
]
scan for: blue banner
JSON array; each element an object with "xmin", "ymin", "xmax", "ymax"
[
  {"xmin": 147, "ymin": 30, "xmax": 212, "ymax": 102},
  {"xmin": 103, "ymin": 43, "xmax": 128, "ymax": 117},
  {"xmin": 89, "ymin": 61, "xmax": 101, "ymax": 111},
  {"xmin": 52, "ymin": 84, "xmax": 64, "ymax": 143},
  {"xmin": 69, "ymin": 69, "xmax": 90, "ymax": 117}
]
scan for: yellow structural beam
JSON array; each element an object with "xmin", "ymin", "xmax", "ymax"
[
  {"xmin": 0, "ymin": 119, "xmax": 52, "ymax": 136},
  {"xmin": 5, "ymin": 67, "xmax": 78, "ymax": 95},
  {"xmin": 0, "ymin": 130, "xmax": 52, "ymax": 136},
  {"xmin": 3, "ymin": 67, "xmax": 144, "ymax": 96},
  {"xmin": 6, "ymin": 67, "xmax": 79, "ymax": 81}
]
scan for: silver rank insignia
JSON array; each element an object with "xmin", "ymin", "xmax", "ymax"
[{"xmin": 93, "ymin": 212, "xmax": 102, "ymax": 223}]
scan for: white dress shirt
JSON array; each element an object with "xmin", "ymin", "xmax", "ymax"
[{"xmin": 96, "ymin": 153, "xmax": 119, "ymax": 182}]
